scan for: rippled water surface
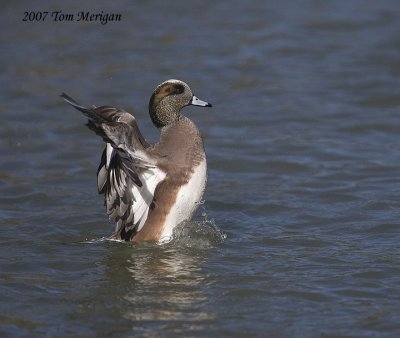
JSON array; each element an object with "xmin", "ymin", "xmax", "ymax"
[{"xmin": 2, "ymin": 1, "xmax": 400, "ymax": 337}]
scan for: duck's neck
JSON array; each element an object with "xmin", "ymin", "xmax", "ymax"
[{"xmin": 149, "ymin": 101, "xmax": 180, "ymax": 128}]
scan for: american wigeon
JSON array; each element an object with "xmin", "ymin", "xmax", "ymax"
[{"xmin": 61, "ymin": 79, "xmax": 212, "ymax": 242}]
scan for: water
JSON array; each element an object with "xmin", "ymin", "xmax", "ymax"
[{"xmin": 1, "ymin": 0, "xmax": 400, "ymax": 337}]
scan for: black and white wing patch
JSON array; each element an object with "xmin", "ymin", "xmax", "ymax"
[
  {"xmin": 98, "ymin": 144, "xmax": 166, "ymax": 240},
  {"xmin": 61, "ymin": 92, "xmax": 165, "ymax": 240}
]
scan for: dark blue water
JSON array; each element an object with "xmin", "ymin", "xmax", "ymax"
[{"xmin": 1, "ymin": 1, "xmax": 400, "ymax": 337}]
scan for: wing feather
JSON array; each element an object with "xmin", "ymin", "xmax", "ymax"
[{"xmin": 61, "ymin": 93, "xmax": 166, "ymax": 240}]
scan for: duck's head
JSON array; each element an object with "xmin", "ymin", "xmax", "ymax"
[{"xmin": 148, "ymin": 79, "xmax": 212, "ymax": 128}]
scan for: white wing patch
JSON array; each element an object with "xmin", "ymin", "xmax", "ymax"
[{"xmin": 130, "ymin": 167, "xmax": 166, "ymax": 232}]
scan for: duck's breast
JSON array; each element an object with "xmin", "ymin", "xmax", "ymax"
[{"xmin": 159, "ymin": 158, "xmax": 207, "ymax": 242}]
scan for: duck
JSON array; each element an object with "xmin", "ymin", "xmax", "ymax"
[{"xmin": 61, "ymin": 79, "xmax": 212, "ymax": 243}]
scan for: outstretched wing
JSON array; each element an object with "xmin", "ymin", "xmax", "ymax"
[
  {"xmin": 60, "ymin": 92, "xmax": 149, "ymax": 148},
  {"xmin": 99, "ymin": 144, "xmax": 166, "ymax": 240},
  {"xmin": 61, "ymin": 93, "xmax": 166, "ymax": 240}
]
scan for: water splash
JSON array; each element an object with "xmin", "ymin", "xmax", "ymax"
[
  {"xmin": 81, "ymin": 205, "xmax": 225, "ymax": 248},
  {"xmin": 170, "ymin": 205, "xmax": 226, "ymax": 248},
  {"xmin": 82, "ymin": 236, "xmax": 123, "ymax": 244}
]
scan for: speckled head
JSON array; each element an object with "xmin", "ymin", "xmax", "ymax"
[{"xmin": 148, "ymin": 79, "xmax": 212, "ymax": 128}]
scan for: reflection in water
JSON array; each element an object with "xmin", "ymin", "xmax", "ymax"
[
  {"xmin": 124, "ymin": 247, "xmax": 212, "ymax": 323},
  {"xmin": 98, "ymin": 219, "xmax": 224, "ymax": 334}
]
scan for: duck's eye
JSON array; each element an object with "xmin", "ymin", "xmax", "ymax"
[{"xmin": 173, "ymin": 84, "xmax": 184, "ymax": 95}]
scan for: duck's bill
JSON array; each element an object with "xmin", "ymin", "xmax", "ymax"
[{"xmin": 191, "ymin": 96, "xmax": 212, "ymax": 107}]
